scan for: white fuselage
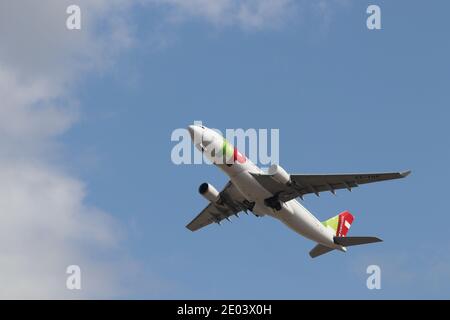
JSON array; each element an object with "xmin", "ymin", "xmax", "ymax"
[{"xmin": 189, "ymin": 125, "xmax": 344, "ymax": 250}]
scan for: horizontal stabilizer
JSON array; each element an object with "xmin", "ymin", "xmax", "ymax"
[
  {"xmin": 309, "ymin": 244, "xmax": 335, "ymax": 258},
  {"xmin": 334, "ymin": 236, "xmax": 382, "ymax": 247}
]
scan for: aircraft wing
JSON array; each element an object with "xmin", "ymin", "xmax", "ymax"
[
  {"xmin": 251, "ymin": 170, "xmax": 411, "ymax": 202},
  {"xmin": 186, "ymin": 181, "xmax": 252, "ymax": 231}
]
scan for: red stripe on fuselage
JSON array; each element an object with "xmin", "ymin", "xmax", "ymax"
[{"xmin": 233, "ymin": 147, "xmax": 246, "ymax": 163}]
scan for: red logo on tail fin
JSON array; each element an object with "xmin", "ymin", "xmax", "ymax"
[{"xmin": 337, "ymin": 211, "xmax": 354, "ymax": 237}]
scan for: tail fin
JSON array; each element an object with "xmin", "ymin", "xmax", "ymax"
[
  {"xmin": 321, "ymin": 210, "xmax": 354, "ymax": 237},
  {"xmin": 310, "ymin": 211, "xmax": 382, "ymax": 258}
]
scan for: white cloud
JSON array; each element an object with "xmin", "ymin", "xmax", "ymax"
[
  {"xmin": 142, "ymin": 0, "xmax": 351, "ymax": 32},
  {"xmin": 0, "ymin": 0, "xmax": 133, "ymax": 80},
  {"xmin": 0, "ymin": 0, "xmax": 134, "ymax": 298},
  {"xmin": 0, "ymin": 161, "xmax": 123, "ymax": 298},
  {"xmin": 147, "ymin": 0, "xmax": 298, "ymax": 30}
]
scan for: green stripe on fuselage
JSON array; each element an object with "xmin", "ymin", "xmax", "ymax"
[{"xmin": 222, "ymin": 139, "xmax": 234, "ymax": 158}]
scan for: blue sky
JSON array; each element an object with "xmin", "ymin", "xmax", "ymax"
[{"xmin": 2, "ymin": 0, "xmax": 450, "ymax": 299}]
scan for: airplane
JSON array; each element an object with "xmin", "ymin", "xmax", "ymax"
[{"xmin": 186, "ymin": 124, "xmax": 410, "ymax": 258}]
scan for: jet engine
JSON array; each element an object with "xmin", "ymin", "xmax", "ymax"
[
  {"xmin": 198, "ymin": 182, "xmax": 219, "ymax": 202},
  {"xmin": 268, "ymin": 164, "xmax": 291, "ymax": 185}
]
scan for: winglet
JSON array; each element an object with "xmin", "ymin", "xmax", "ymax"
[{"xmin": 400, "ymin": 170, "xmax": 412, "ymax": 178}]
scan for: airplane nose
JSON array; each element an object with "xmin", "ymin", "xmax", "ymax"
[
  {"xmin": 187, "ymin": 125, "xmax": 202, "ymax": 141},
  {"xmin": 187, "ymin": 125, "xmax": 195, "ymax": 139}
]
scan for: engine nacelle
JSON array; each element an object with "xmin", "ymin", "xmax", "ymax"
[
  {"xmin": 198, "ymin": 182, "xmax": 219, "ymax": 202},
  {"xmin": 268, "ymin": 164, "xmax": 291, "ymax": 185}
]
